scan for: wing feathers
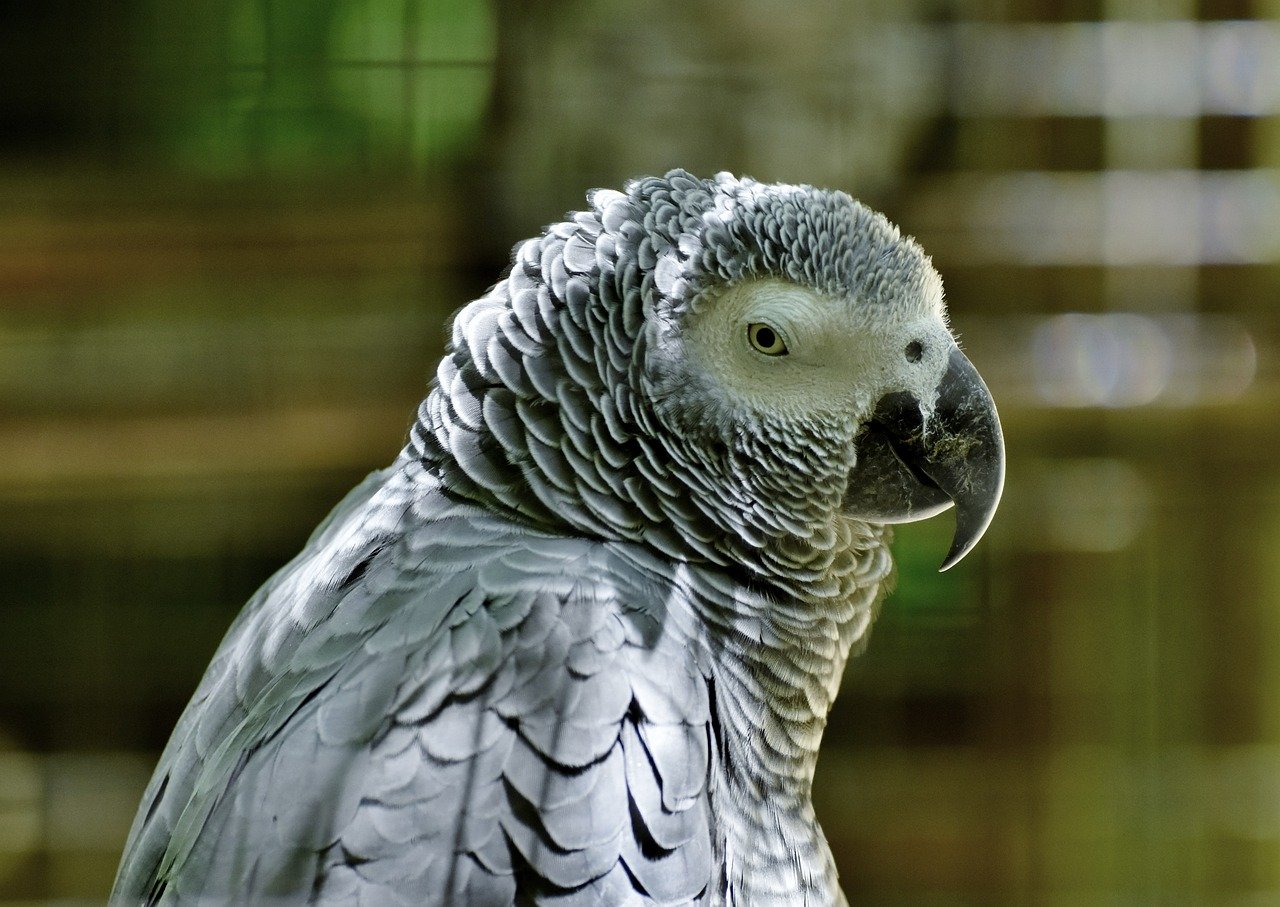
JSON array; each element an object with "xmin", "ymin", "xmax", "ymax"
[{"xmin": 116, "ymin": 491, "xmax": 716, "ymax": 905}]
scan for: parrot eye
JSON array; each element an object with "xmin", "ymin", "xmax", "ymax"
[
  {"xmin": 747, "ymin": 322, "xmax": 789, "ymax": 356},
  {"xmin": 905, "ymin": 340, "xmax": 924, "ymax": 362}
]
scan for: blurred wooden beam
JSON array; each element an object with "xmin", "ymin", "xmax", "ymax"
[
  {"xmin": 0, "ymin": 176, "xmax": 461, "ymax": 300},
  {"xmin": 0, "ymin": 404, "xmax": 414, "ymax": 496}
]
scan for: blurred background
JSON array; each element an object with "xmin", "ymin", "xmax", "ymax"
[{"xmin": 1, "ymin": 0, "xmax": 1277, "ymax": 902}]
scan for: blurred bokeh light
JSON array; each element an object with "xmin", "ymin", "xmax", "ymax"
[{"xmin": 2, "ymin": 0, "xmax": 1279, "ymax": 902}]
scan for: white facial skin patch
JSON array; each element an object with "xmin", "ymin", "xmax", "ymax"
[{"xmin": 683, "ymin": 278, "xmax": 956, "ymax": 425}]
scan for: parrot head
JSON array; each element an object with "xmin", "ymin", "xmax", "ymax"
[
  {"xmin": 625, "ymin": 171, "xmax": 1004, "ymax": 572},
  {"xmin": 421, "ymin": 170, "xmax": 1003, "ymax": 580}
]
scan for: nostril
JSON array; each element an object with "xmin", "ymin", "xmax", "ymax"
[{"xmin": 905, "ymin": 340, "xmax": 924, "ymax": 362}]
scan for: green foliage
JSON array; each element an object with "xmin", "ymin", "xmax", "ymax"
[
  {"xmin": 890, "ymin": 519, "xmax": 981, "ymax": 627},
  {"xmin": 139, "ymin": 0, "xmax": 495, "ymax": 175}
]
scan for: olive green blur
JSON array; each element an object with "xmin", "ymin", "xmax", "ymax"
[{"xmin": 1, "ymin": 0, "xmax": 1278, "ymax": 902}]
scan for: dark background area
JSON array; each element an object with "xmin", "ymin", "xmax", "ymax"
[{"xmin": 1, "ymin": 0, "xmax": 1278, "ymax": 902}]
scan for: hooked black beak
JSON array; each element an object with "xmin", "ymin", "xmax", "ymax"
[{"xmin": 843, "ymin": 345, "xmax": 1005, "ymax": 571}]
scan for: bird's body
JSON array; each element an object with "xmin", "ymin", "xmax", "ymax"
[{"xmin": 114, "ymin": 171, "xmax": 1003, "ymax": 905}]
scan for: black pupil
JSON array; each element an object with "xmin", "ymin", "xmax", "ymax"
[
  {"xmin": 905, "ymin": 340, "xmax": 924, "ymax": 362},
  {"xmin": 756, "ymin": 326, "xmax": 777, "ymax": 349}
]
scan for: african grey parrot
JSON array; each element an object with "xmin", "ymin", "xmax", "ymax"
[{"xmin": 113, "ymin": 170, "xmax": 1004, "ymax": 905}]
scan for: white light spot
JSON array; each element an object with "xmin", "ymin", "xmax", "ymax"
[{"xmin": 1032, "ymin": 314, "xmax": 1172, "ymax": 408}]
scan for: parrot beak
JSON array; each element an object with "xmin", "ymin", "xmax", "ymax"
[{"xmin": 842, "ymin": 345, "xmax": 1005, "ymax": 571}]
